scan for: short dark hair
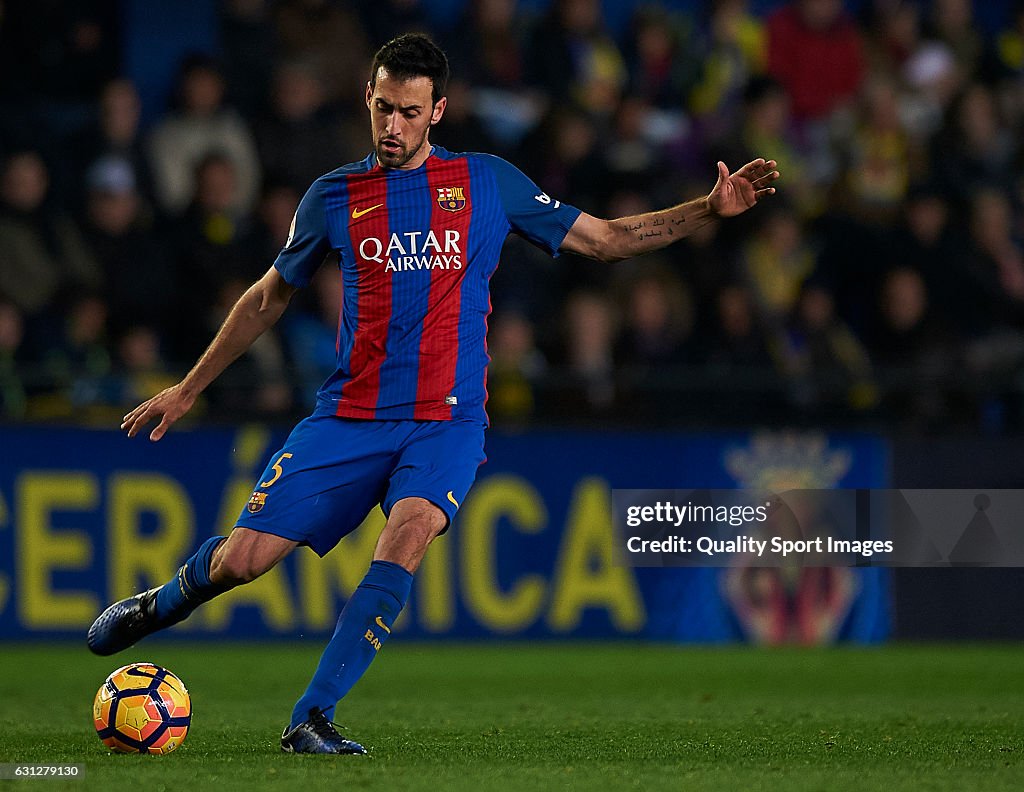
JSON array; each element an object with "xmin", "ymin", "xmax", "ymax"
[{"xmin": 369, "ymin": 33, "xmax": 449, "ymax": 105}]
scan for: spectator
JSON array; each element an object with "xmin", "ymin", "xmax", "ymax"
[
  {"xmin": 80, "ymin": 156, "xmax": 175, "ymax": 339},
  {"xmin": 220, "ymin": 0, "xmax": 278, "ymax": 119},
  {"xmin": 0, "ymin": 299, "xmax": 27, "ymax": 419},
  {"xmin": 486, "ymin": 311, "xmax": 547, "ymax": 424},
  {"xmin": 33, "ymin": 293, "xmax": 112, "ymax": 419},
  {"xmin": 615, "ymin": 265, "xmax": 696, "ymax": 367},
  {"xmin": 1, "ymin": 1, "xmax": 118, "ymax": 101},
  {"xmin": 204, "ymin": 279, "xmax": 293, "ymax": 417},
  {"xmin": 0, "ymin": 0, "xmax": 118, "ymax": 153},
  {"xmin": 526, "ymin": 0, "xmax": 627, "ymax": 118},
  {"xmin": 704, "ymin": 285, "xmax": 771, "ymax": 371},
  {"xmin": 902, "ymin": 40, "xmax": 963, "ymax": 143},
  {"xmin": 871, "ymin": 267, "xmax": 942, "ymax": 361},
  {"xmin": 839, "ymin": 76, "xmax": 912, "ymax": 225},
  {"xmin": 0, "ymin": 150, "xmax": 99, "ymax": 318},
  {"xmin": 766, "ymin": 0, "xmax": 865, "ymax": 122},
  {"xmin": 888, "ymin": 183, "xmax": 969, "ymax": 334},
  {"xmin": 490, "ymin": 234, "xmax": 565, "ymax": 323},
  {"xmin": 252, "ymin": 181, "xmax": 301, "ymax": 264},
  {"xmin": 613, "ymin": 265, "xmax": 703, "ymax": 430},
  {"xmin": 927, "ymin": 0, "xmax": 983, "ymax": 79},
  {"xmin": 959, "ymin": 188, "xmax": 1024, "ymax": 418},
  {"xmin": 992, "ymin": 3, "xmax": 1024, "ymax": 82},
  {"xmin": 862, "ymin": 0, "xmax": 923, "ymax": 79},
  {"xmin": 281, "ymin": 264, "xmax": 343, "ymax": 408},
  {"xmin": 625, "ymin": 4, "xmax": 699, "ymax": 111},
  {"xmin": 690, "ymin": 0, "xmax": 766, "ymax": 129},
  {"xmin": 715, "ymin": 77, "xmax": 819, "ymax": 219},
  {"xmin": 738, "ymin": 205, "xmax": 816, "ymax": 326},
  {"xmin": 603, "ymin": 98, "xmax": 661, "ymax": 188},
  {"xmin": 444, "ymin": 0, "xmax": 544, "ymax": 152},
  {"xmin": 277, "ymin": 0, "xmax": 369, "ymax": 104},
  {"xmin": 113, "ymin": 325, "xmax": 179, "ymax": 410},
  {"xmin": 148, "ymin": 54, "xmax": 262, "ymax": 214},
  {"xmin": 961, "ymin": 187, "xmax": 1024, "ymax": 337},
  {"xmin": 168, "ymin": 153, "xmax": 261, "ymax": 358},
  {"xmin": 931, "ymin": 82, "xmax": 1017, "ymax": 203},
  {"xmin": 256, "ymin": 60, "xmax": 347, "ymax": 191},
  {"xmin": 702, "ymin": 284, "xmax": 780, "ymax": 418},
  {"xmin": 555, "ymin": 290, "xmax": 618, "ymax": 416},
  {"xmin": 871, "ymin": 267, "xmax": 958, "ymax": 427},
  {"xmin": 433, "ymin": 79, "xmax": 495, "ymax": 154},
  {"xmin": 517, "ymin": 108, "xmax": 606, "ymax": 214},
  {"xmin": 445, "ymin": 0, "xmax": 529, "ymax": 90},
  {"xmin": 71, "ymin": 79, "xmax": 154, "ymax": 211},
  {"xmin": 662, "ymin": 182, "xmax": 737, "ymax": 317},
  {"xmin": 779, "ymin": 284, "xmax": 877, "ymax": 413}
]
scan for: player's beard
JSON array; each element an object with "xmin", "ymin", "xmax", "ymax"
[{"xmin": 375, "ymin": 132, "xmax": 427, "ymax": 169}]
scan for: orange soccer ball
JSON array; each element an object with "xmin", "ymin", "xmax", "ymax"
[{"xmin": 93, "ymin": 663, "xmax": 191, "ymax": 754}]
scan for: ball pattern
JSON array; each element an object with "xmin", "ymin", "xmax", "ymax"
[{"xmin": 93, "ymin": 663, "xmax": 191, "ymax": 754}]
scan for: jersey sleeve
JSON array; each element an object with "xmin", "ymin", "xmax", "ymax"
[
  {"xmin": 477, "ymin": 154, "xmax": 582, "ymax": 257},
  {"xmin": 273, "ymin": 180, "xmax": 331, "ymax": 288}
]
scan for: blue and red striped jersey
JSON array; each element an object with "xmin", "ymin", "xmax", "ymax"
[{"xmin": 274, "ymin": 146, "xmax": 581, "ymax": 423}]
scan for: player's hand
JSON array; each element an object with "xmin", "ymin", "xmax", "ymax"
[
  {"xmin": 707, "ymin": 158, "xmax": 780, "ymax": 218},
  {"xmin": 121, "ymin": 383, "xmax": 197, "ymax": 442}
]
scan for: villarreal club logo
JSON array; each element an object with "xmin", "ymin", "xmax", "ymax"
[{"xmin": 437, "ymin": 186, "xmax": 466, "ymax": 212}]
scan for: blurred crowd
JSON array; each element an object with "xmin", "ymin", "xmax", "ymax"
[{"xmin": 2, "ymin": 0, "xmax": 1024, "ymax": 432}]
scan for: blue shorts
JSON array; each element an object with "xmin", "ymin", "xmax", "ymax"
[{"xmin": 234, "ymin": 415, "xmax": 487, "ymax": 556}]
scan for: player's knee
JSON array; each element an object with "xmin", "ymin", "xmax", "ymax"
[
  {"xmin": 375, "ymin": 500, "xmax": 448, "ymax": 571},
  {"xmin": 391, "ymin": 507, "xmax": 446, "ymax": 546},
  {"xmin": 207, "ymin": 527, "xmax": 294, "ymax": 587},
  {"xmin": 210, "ymin": 550, "xmax": 263, "ymax": 586}
]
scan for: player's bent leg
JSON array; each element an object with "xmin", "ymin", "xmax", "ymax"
[
  {"xmin": 283, "ymin": 498, "xmax": 444, "ymax": 755},
  {"xmin": 372, "ymin": 496, "xmax": 448, "ymax": 571},
  {"xmin": 87, "ymin": 527, "xmax": 297, "ymax": 657},
  {"xmin": 209, "ymin": 527, "xmax": 298, "ymax": 587}
]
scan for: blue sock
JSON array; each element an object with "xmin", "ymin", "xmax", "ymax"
[
  {"xmin": 290, "ymin": 560, "xmax": 413, "ymax": 728},
  {"xmin": 153, "ymin": 536, "xmax": 228, "ymax": 625}
]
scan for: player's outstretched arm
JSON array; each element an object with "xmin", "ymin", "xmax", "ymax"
[
  {"xmin": 121, "ymin": 266, "xmax": 298, "ymax": 441},
  {"xmin": 560, "ymin": 158, "xmax": 780, "ymax": 263}
]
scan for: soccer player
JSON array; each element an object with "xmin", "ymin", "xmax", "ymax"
[{"xmin": 88, "ymin": 34, "xmax": 779, "ymax": 754}]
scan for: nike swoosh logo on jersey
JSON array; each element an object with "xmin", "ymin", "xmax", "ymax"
[
  {"xmin": 351, "ymin": 204, "xmax": 383, "ymax": 219},
  {"xmin": 375, "ymin": 616, "xmax": 392, "ymax": 634},
  {"xmin": 447, "ymin": 490, "xmax": 460, "ymax": 508}
]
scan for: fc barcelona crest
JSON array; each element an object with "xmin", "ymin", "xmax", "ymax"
[
  {"xmin": 437, "ymin": 186, "xmax": 467, "ymax": 212},
  {"xmin": 247, "ymin": 491, "xmax": 268, "ymax": 514}
]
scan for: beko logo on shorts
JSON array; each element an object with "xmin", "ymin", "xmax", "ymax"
[{"xmin": 359, "ymin": 230, "xmax": 463, "ymax": 272}]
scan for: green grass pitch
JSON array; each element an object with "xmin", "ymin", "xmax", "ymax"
[{"xmin": 1, "ymin": 642, "xmax": 1021, "ymax": 791}]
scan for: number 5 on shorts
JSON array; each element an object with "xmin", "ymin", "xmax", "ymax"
[{"xmin": 260, "ymin": 453, "xmax": 293, "ymax": 488}]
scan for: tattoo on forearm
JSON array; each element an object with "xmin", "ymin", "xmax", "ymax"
[
  {"xmin": 631, "ymin": 213, "xmax": 685, "ymax": 240},
  {"xmin": 621, "ymin": 220, "xmax": 646, "ymax": 240},
  {"xmin": 613, "ymin": 199, "xmax": 714, "ymax": 252}
]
